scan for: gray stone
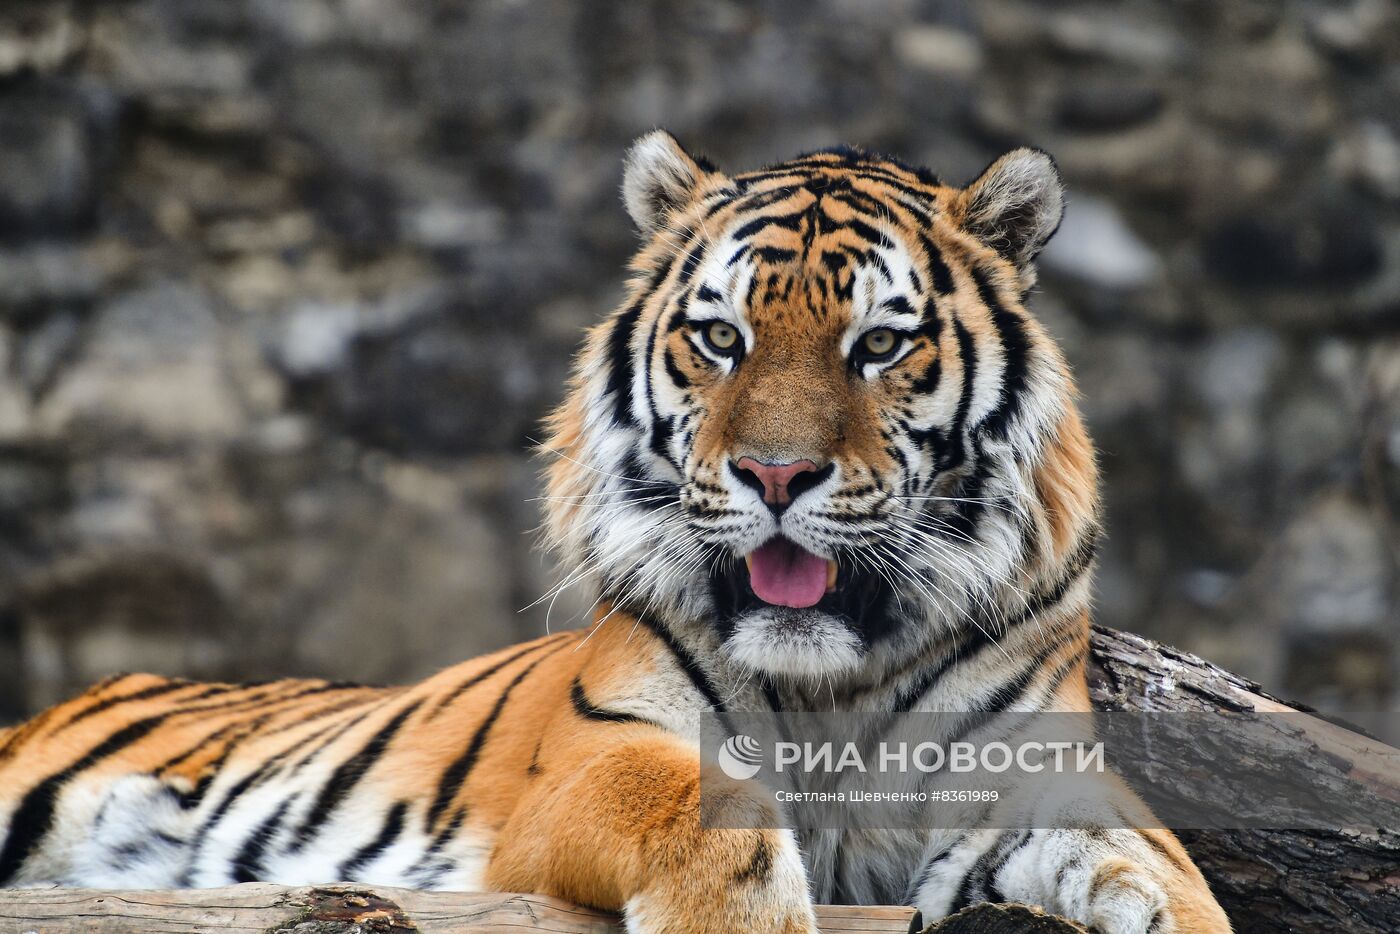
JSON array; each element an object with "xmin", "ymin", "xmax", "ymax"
[
  {"xmin": 1272, "ymin": 495, "xmax": 1391, "ymax": 635},
  {"xmin": 1041, "ymin": 195, "xmax": 1162, "ymax": 290},
  {"xmin": 1201, "ymin": 204, "xmax": 1383, "ymax": 290},
  {"xmin": 36, "ymin": 283, "xmax": 253, "ymax": 443},
  {"xmin": 0, "ymin": 1, "xmax": 82, "ymax": 77},
  {"xmin": 0, "ymin": 93, "xmax": 93, "ymax": 236}
]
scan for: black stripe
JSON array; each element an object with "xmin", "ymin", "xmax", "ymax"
[
  {"xmin": 425, "ymin": 807, "xmax": 466, "ymax": 857},
  {"xmin": 0, "ymin": 714, "xmax": 168, "ymax": 884},
  {"xmin": 904, "ymin": 836, "xmax": 960, "ymax": 903},
  {"xmin": 229, "ymin": 796, "xmax": 295, "ymax": 883},
  {"xmin": 160, "ymin": 683, "xmax": 351, "ymax": 743},
  {"xmin": 155, "ymin": 721, "xmax": 255, "ymax": 773},
  {"xmin": 287, "ymin": 699, "xmax": 424, "ymax": 852},
  {"xmin": 634, "ymin": 616, "xmax": 728, "ymax": 716},
  {"xmin": 730, "ymin": 183, "xmax": 803, "ymax": 211},
  {"xmin": 911, "ymin": 300, "xmax": 944, "ymax": 396},
  {"xmin": 1001, "ymin": 529, "xmax": 1098, "ymax": 631},
  {"xmin": 605, "ymin": 300, "xmax": 644, "ymax": 426},
  {"xmin": 732, "ymin": 836, "xmax": 773, "ymax": 886},
  {"xmin": 893, "ymin": 634, "xmax": 975, "ymax": 714},
  {"xmin": 883, "ymin": 296, "xmax": 916, "ymax": 317},
  {"xmin": 428, "ymin": 636, "xmax": 569, "ymax": 720},
  {"xmin": 167, "ymin": 718, "xmax": 270, "ymax": 808},
  {"xmin": 426, "ymin": 643, "xmax": 569, "ymax": 830},
  {"xmin": 964, "ymin": 629, "xmax": 1081, "ymax": 724},
  {"xmin": 950, "ymin": 830, "xmax": 1032, "ymax": 912},
  {"xmin": 938, "ymin": 319, "xmax": 978, "ymax": 474},
  {"xmin": 753, "ymin": 246, "xmax": 796, "ymax": 264},
  {"xmin": 972, "ymin": 267, "xmax": 1032, "ymax": 441},
  {"xmin": 649, "ymin": 415, "xmax": 676, "ymax": 467},
  {"xmin": 54, "ymin": 680, "xmax": 206, "ymax": 734},
  {"xmin": 287, "ymin": 709, "xmax": 376, "ymax": 774},
  {"xmin": 919, "ymin": 233, "xmax": 955, "ymax": 295},
  {"xmin": 663, "ymin": 347, "xmax": 690, "ymax": 389},
  {"xmin": 641, "ymin": 295, "xmax": 671, "ymax": 457},
  {"xmin": 733, "ymin": 163, "xmax": 936, "ymax": 201},
  {"xmin": 606, "ymin": 253, "xmax": 681, "ymax": 428},
  {"xmin": 262, "ymin": 693, "xmax": 377, "ymax": 739},
  {"xmin": 176, "ymin": 736, "xmax": 312, "ymax": 884},
  {"xmin": 841, "ymin": 214, "xmax": 894, "ymax": 251},
  {"xmin": 0, "ymin": 708, "xmax": 57, "ymax": 762},
  {"xmin": 407, "ymin": 804, "xmax": 465, "ymax": 888},
  {"xmin": 732, "ymin": 210, "xmax": 806, "ymax": 241},
  {"xmin": 893, "ymin": 537, "xmax": 1095, "ymax": 717},
  {"xmin": 570, "ymin": 678, "xmax": 655, "ymax": 726},
  {"xmin": 677, "ymin": 240, "xmax": 707, "ymax": 284},
  {"xmin": 337, "ymin": 800, "xmax": 408, "ymax": 880}
]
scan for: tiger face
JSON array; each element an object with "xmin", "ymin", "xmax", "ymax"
[{"xmin": 545, "ymin": 132, "xmax": 1097, "ymax": 681}]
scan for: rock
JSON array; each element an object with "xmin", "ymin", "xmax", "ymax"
[
  {"xmin": 0, "ymin": 1, "xmax": 83, "ymax": 78},
  {"xmin": 0, "ymin": 91, "xmax": 93, "ymax": 237},
  {"xmin": 1328, "ymin": 121, "xmax": 1400, "ymax": 201},
  {"xmin": 16, "ymin": 555, "xmax": 235, "ymax": 711},
  {"xmin": 1201, "ymin": 204, "xmax": 1383, "ymax": 290},
  {"xmin": 36, "ymin": 283, "xmax": 253, "ymax": 444},
  {"xmin": 1053, "ymin": 82, "xmax": 1165, "ymax": 132},
  {"xmin": 893, "ymin": 26, "xmax": 982, "ymax": 78},
  {"xmin": 0, "ymin": 245, "xmax": 104, "ymax": 313},
  {"xmin": 1273, "ymin": 494, "xmax": 1391, "ymax": 635},
  {"xmin": 320, "ymin": 311, "xmax": 543, "ymax": 457},
  {"xmin": 1040, "ymin": 195, "xmax": 1161, "ymax": 290},
  {"xmin": 0, "ymin": 329, "xmax": 31, "ymax": 441},
  {"xmin": 1306, "ymin": 0, "xmax": 1399, "ymax": 70}
]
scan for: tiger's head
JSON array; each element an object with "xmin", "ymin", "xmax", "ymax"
[{"xmin": 544, "ymin": 132, "xmax": 1098, "ymax": 682}]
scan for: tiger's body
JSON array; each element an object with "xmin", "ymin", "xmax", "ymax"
[{"xmin": 0, "ymin": 134, "xmax": 1231, "ymax": 933}]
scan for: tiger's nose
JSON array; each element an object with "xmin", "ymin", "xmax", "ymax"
[{"xmin": 729, "ymin": 457, "xmax": 831, "ymax": 513}]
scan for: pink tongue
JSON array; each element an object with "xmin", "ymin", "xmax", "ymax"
[{"xmin": 747, "ymin": 538, "xmax": 829, "ymax": 609}]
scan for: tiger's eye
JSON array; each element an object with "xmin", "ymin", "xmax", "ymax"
[
  {"xmin": 861, "ymin": 328, "xmax": 897, "ymax": 357},
  {"xmin": 706, "ymin": 321, "xmax": 739, "ymax": 351}
]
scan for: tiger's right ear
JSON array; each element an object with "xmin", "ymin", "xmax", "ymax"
[
  {"xmin": 622, "ymin": 130, "xmax": 717, "ymax": 236},
  {"xmin": 951, "ymin": 148, "xmax": 1064, "ymax": 276}
]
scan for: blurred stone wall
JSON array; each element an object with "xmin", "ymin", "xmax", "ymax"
[{"xmin": 1, "ymin": 0, "xmax": 1397, "ymax": 720}]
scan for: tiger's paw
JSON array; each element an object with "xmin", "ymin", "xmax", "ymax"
[
  {"xmin": 622, "ymin": 828, "xmax": 818, "ymax": 934},
  {"xmin": 1077, "ymin": 855, "xmax": 1170, "ymax": 933},
  {"xmin": 623, "ymin": 893, "xmax": 817, "ymax": 934},
  {"xmin": 1023, "ymin": 829, "xmax": 1230, "ymax": 934}
]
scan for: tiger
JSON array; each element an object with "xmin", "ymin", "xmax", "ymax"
[{"xmin": 0, "ymin": 132, "xmax": 1232, "ymax": 933}]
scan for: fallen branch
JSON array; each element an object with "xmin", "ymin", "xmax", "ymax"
[
  {"xmin": 1088, "ymin": 625, "xmax": 1400, "ymax": 934},
  {"xmin": 0, "ymin": 884, "xmax": 931, "ymax": 934}
]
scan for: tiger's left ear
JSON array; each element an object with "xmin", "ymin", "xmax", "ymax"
[
  {"xmin": 622, "ymin": 130, "xmax": 719, "ymax": 236},
  {"xmin": 952, "ymin": 148, "xmax": 1064, "ymax": 275}
]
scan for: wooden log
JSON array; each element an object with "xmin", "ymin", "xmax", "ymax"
[
  {"xmin": 923, "ymin": 904, "xmax": 1086, "ymax": 932},
  {"xmin": 0, "ymin": 883, "xmax": 925, "ymax": 934},
  {"xmin": 1088, "ymin": 625, "xmax": 1400, "ymax": 934}
]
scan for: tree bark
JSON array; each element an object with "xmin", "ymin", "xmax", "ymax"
[
  {"xmin": 0, "ymin": 884, "xmax": 927, "ymax": 934},
  {"xmin": 1088, "ymin": 625, "xmax": 1400, "ymax": 934}
]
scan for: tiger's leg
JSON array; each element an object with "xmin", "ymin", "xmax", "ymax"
[
  {"xmin": 910, "ymin": 801, "xmax": 1230, "ymax": 932},
  {"xmin": 487, "ymin": 733, "xmax": 817, "ymax": 934}
]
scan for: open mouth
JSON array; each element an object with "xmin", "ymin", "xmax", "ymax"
[
  {"xmin": 709, "ymin": 534, "xmax": 896, "ymax": 642},
  {"xmin": 743, "ymin": 537, "xmax": 839, "ymax": 609},
  {"xmin": 708, "ymin": 536, "xmax": 900, "ymax": 660}
]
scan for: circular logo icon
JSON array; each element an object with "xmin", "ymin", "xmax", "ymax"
[{"xmin": 717, "ymin": 733, "xmax": 763, "ymax": 780}]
